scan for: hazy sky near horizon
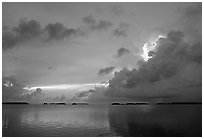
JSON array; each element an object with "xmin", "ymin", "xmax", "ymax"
[{"xmin": 3, "ymin": 2, "xmax": 196, "ymax": 86}]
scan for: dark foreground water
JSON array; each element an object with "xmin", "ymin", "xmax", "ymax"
[{"xmin": 2, "ymin": 104, "xmax": 202, "ymax": 137}]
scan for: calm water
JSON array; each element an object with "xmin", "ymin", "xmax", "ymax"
[{"xmin": 2, "ymin": 104, "xmax": 202, "ymax": 137}]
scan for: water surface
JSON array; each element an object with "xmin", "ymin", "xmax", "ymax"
[{"xmin": 2, "ymin": 104, "xmax": 202, "ymax": 137}]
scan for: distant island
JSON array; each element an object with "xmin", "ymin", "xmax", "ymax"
[
  {"xmin": 2, "ymin": 101, "xmax": 201, "ymax": 105},
  {"xmin": 111, "ymin": 102, "xmax": 202, "ymax": 105},
  {"xmin": 2, "ymin": 101, "xmax": 29, "ymax": 104},
  {"xmin": 43, "ymin": 102, "xmax": 66, "ymax": 105},
  {"xmin": 156, "ymin": 102, "xmax": 202, "ymax": 105},
  {"xmin": 72, "ymin": 102, "xmax": 89, "ymax": 105},
  {"xmin": 43, "ymin": 102, "xmax": 89, "ymax": 105},
  {"xmin": 112, "ymin": 102, "xmax": 149, "ymax": 105}
]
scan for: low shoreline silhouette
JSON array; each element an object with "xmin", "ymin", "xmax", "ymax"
[
  {"xmin": 111, "ymin": 102, "xmax": 202, "ymax": 105},
  {"xmin": 2, "ymin": 101, "xmax": 29, "ymax": 104},
  {"xmin": 2, "ymin": 101, "xmax": 201, "ymax": 105}
]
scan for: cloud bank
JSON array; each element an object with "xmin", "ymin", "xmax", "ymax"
[
  {"xmin": 85, "ymin": 4, "xmax": 202, "ymax": 103},
  {"xmin": 103, "ymin": 30, "xmax": 201, "ymax": 102},
  {"xmin": 3, "ymin": 18, "xmax": 82, "ymax": 50},
  {"xmin": 3, "ymin": 15, "xmax": 113, "ymax": 50},
  {"xmin": 3, "ymin": 19, "xmax": 42, "ymax": 50}
]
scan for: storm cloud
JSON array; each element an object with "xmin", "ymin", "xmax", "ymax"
[
  {"xmin": 105, "ymin": 30, "xmax": 202, "ymax": 101},
  {"xmin": 85, "ymin": 4, "xmax": 202, "ymax": 102}
]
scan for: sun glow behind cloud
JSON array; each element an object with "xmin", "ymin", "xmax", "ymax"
[{"xmin": 141, "ymin": 35, "xmax": 166, "ymax": 61}]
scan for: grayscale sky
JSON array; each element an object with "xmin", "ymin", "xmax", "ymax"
[{"xmin": 2, "ymin": 2, "xmax": 201, "ymax": 102}]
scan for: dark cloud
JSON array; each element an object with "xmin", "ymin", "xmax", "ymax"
[
  {"xmin": 114, "ymin": 47, "xmax": 130, "ymax": 58},
  {"xmin": 3, "ymin": 19, "xmax": 41, "ymax": 50},
  {"xmin": 2, "ymin": 31, "xmax": 19, "ymax": 50},
  {"xmin": 98, "ymin": 66, "xmax": 115, "ymax": 75},
  {"xmin": 44, "ymin": 23, "xmax": 80, "ymax": 41},
  {"xmin": 82, "ymin": 15, "xmax": 96, "ymax": 25},
  {"xmin": 167, "ymin": 30, "xmax": 185, "ymax": 43},
  {"xmin": 82, "ymin": 15, "xmax": 113, "ymax": 31},
  {"xmin": 13, "ymin": 19, "xmax": 42, "ymax": 38},
  {"xmin": 3, "ymin": 16, "xmax": 113, "ymax": 50},
  {"xmin": 102, "ymin": 30, "xmax": 201, "ymax": 102},
  {"xmin": 3, "ymin": 19, "xmax": 82, "ymax": 50}
]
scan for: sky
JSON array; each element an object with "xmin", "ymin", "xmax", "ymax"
[{"xmin": 2, "ymin": 2, "xmax": 202, "ymax": 103}]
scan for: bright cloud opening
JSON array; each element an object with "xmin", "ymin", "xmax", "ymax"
[
  {"xmin": 23, "ymin": 83, "xmax": 108, "ymax": 91},
  {"xmin": 141, "ymin": 35, "xmax": 166, "ymax": 61}
]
